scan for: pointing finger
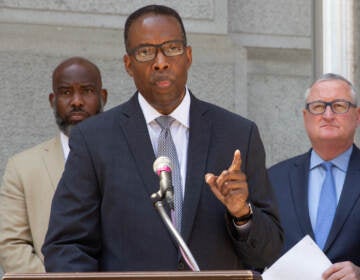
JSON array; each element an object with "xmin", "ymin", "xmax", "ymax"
[{"xmin": 228, "ymin": 149, "xmax": 242, "ymax": 172}]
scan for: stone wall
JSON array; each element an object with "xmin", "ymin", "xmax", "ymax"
[{"xmin": 0, "ymin": 0, "xmax": 315, "ymax": 177}]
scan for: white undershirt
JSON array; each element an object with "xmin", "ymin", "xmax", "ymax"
[{"xmin": 138, "ymin": 88, "xmax": 190, "ymax": 196}]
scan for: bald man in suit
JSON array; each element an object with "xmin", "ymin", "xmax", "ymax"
[{"xmin": 0, "ymin": 57, "xmax": 107, "ymax": 272}]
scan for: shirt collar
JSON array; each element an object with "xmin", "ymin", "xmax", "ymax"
[
  {"xmin": 138, "ymin": 87, "xmax": 190, "ymax": 128},
  {"xmin": 310, "ymin": 145, "xmax": 353, "ymax": 172},
  {"xmin": 60, "ymin": 131, "xmax": 70, "ymax": 160}
]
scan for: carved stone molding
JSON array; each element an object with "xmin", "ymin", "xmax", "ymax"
[{"xmin": 0, "ymin": 0, "xmax": 227, "ymax": 34}]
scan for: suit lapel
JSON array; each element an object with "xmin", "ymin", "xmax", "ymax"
[
  {"xmin": 41, "ymin": 135, "xmax": 65, "ymax": 190},
  {"xmin": 118, "ymin": 93, "xmax": 212, "ymax": 240},
  {"xmin": 181, "ymin": 95, "xmax": 211, "ymax": 240},
  {"xmin": 118, "ymin": 93, "xmax": 159, "ymax": 197},
  {"xmin": 290, "ymin": 152, "xmax": 315, "ymax": 238},
  {"xmin": 324, "ymin": 145, "xmax": 360, "ymax": 251}
]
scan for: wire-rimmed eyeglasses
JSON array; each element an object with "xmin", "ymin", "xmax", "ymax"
[
  {"xmin": 128, "ymin": 40, "xmax": 186, "ymax": 62},
  {"xmin": 305, "ymin": 99, "xmax": 357, "ymax": 115}
]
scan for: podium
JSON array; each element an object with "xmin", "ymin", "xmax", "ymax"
[{"xmin": 2, "ymin": 271, "xmax": 262, "ymax": 280}]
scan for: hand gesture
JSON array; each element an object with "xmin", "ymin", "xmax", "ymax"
[{"xmin": 205, "ymin": 149, "xmax": 250, "ymax": 220}]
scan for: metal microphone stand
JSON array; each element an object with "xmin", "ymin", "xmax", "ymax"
[{"xmin": 151, "ymin": 190, "xmax": 200, "ymax": 272}]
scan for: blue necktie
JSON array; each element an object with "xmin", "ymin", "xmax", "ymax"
[
  {"xmin": 156, "ymin": 116, "xmax": 183, "ymax": 233},
  {"xmin": 314, "ymin": 162, "xmax": 337, "ymax": 249}
]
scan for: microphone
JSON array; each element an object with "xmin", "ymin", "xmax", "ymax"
[
  {"xmin": 151, "ymin": 156, "xmax": 200, "ymax": 271},
  {"xmin": 153, "ymin": 156, "xmax": 174, "ymax": 210}
]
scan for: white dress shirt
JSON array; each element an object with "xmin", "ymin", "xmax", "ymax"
[
  {"xmin": 138, "ymin": 88, "xmax": 190, "ymax": 196},
  {"xmin": 60, "ymin": 132, "xmax": 70, "ymax": 161}
]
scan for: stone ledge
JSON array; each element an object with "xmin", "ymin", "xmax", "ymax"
[
  {"xmin": 0, "ymin": 1, "xmax": 227, "ymax": 34},
  {"xmin": 231, "ymin": 33, "xmax": 311, "ymax": 50}
]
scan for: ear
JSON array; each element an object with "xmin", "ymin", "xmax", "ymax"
[
  {"xmin": 302, "ymin": 108, "xmax": 307, "ymax": 120},
  {"xmin": 123, "ymin": 54, "xmax": 134, "ymax": 77},
  {"xmin": 49, "ymin": 93, "xmax": 55, "ymax": 109},
  {"xmin": 185, "ymin": 45, "xmax": 193, "ymax": 71},
  {"xmin": 100, "ymin": 89, "xmax": 108, "ymax": 106},
  {"xmin": 356, "ymin": 107, "xmax": 360, "ymax": 126}
]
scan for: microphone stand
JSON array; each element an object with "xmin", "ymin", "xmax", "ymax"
[{"xmin": 151, "ymin": 191, "xmax": 200, "ymax": 272}]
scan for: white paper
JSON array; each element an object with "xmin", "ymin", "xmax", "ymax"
[{"xmin": 262, "ymin": 235, "xmax": 332, "ymax": 280}]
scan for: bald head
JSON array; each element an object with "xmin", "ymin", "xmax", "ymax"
[
  {"xmin": 49, "ymin": 57, "xmax": 107, "ymax": 136},
  {"xmin": 52, "ymin": 57, "xmax": 103, "ymax": 91}
]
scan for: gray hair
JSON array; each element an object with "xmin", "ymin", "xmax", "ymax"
[{"xmin": 304, "ymin": 73, "xmax": 357, "ymax": 105}]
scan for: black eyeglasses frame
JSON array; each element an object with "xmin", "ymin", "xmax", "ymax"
[
  {"xmin": 305, "ymin": 99, "xmax": 357, "ymax": 115},
  {"xmin": 127, "ymin": 40, "xmax": 186, "ymax": 62}
]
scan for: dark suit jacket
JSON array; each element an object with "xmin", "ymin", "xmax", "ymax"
[
  {"xmin": 43, "ymin": 92, "xmax": 283, "ymax": 272},
  {"xmin": 268, "ymin": 145, "xmax": 360, "ymax": 265}
]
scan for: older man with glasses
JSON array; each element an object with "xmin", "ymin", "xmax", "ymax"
[{"xmin": 269, "ymin": 73, "xmax": 360, "ymax": 280}]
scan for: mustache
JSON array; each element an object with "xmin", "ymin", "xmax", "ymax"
[{"xmin": 69, "ymin": 107, "xmax": 87, "ymax": 113}]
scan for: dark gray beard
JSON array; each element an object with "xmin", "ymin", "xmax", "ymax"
[
  {"xmin": 53, "ymin": 99, "xmax": 104, "ymax": 136},
  {"xmin": 54, "ymin": 112, "xmax": 75, "ymax": 136}
]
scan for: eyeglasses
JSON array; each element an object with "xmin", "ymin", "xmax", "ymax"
[
  {"xmin": 305, "ymin": 99, "xmax": 357, "ymax": 115},
  {"xmin": 128, "ymin": 40, "xmax": 186, "ymax": 62}
]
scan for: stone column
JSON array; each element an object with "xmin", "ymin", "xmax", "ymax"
[{"xmin": 312, "ymin": 0, "xmax": 355, "ymax": 82}]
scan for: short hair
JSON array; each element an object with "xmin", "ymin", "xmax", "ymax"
[
  {"xmin": 304, "ymin": 73, "xmax": 358, "ymax": 105},
  {"xmin": 124, "ymin": 5, "xmax": 187, "ymax": 53}
]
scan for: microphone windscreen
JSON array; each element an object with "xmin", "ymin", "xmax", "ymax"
[{"xmin": 153, "ymin": 156, "xmax": 172, "ymax": 173}]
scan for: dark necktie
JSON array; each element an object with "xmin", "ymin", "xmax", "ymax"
[
  {"xmin": 314, "ymin": 162, "xmax": 337, "ymax": 249},
  {"xmin": 156, "ymin": 116, "xmax": 183, "ymax": 232}
]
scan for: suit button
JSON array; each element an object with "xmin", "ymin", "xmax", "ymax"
[{"xmin": 177, "ymin": 262, "xmax": 185, "ymax": 270}]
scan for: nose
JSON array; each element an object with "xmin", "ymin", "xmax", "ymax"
[
  {"xmin": 322, "ymin": 104, "xmax": 335, "ymax": 118},
  {"xmin": 70, "ymin": 91, "xmax": 84, "ymax": 108},
  {"xmin": 152, "ymin": 49, "xmax": 169, "ymax": 71}
]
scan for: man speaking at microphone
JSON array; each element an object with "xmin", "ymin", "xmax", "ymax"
[{"xmin": 43, "ymin": 4, "xmax": 283, "ymax": 272}]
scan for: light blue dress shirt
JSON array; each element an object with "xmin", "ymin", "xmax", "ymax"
[{"xmin": 308, "ymin": 146, "xmax": 353, "ymax": 230}]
